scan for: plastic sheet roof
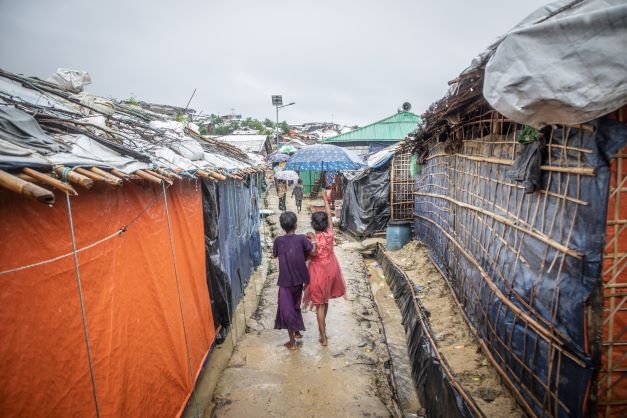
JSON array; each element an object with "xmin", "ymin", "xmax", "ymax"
[
  {"xmin": 218, "ymin": 134, "xmax": 270, "ymax": 154},
  {"xmin": 0, "ymin": 69, "xmax": 267, "ymax": 177}
]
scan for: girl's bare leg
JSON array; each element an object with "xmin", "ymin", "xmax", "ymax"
[
  {"xmin": 316, "ymin": 306, "xmax": 327, "ymax": 346},
  {"xmin": 285, "ymin": 330, "xmax": 297, "ymax": 350}
]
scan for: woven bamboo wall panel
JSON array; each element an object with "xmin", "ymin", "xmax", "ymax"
[{"xmin": 413, "ymin": 112, "xmax": 625, "ymax": 417}]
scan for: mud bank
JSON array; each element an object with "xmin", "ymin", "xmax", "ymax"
[{"xmin": 377, "ymin": 241, "xmax": 524, "ymax": 418}]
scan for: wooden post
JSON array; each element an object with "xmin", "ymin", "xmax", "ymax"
[{"xmin": 0, "ymin": 169, "xmax": 55, "ymax": 204}]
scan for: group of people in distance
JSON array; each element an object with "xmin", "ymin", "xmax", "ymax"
[
  {"xmin": 276, "ymin": 178, "xmax": 304, "ymax": 213},
  {"xmin": 272, "ymin": 189, "xmax": 345, "ymax": 350}
]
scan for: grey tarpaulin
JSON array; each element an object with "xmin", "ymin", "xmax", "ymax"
[
  {"xmin": 340, "ymin": 164, "xmax": 390, "ymax": 237},
  {"xmin": 484, "ymin": 0, "xmax": 627, "ymax": 126}
]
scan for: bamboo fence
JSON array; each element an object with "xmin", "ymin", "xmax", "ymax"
[
  {"xmin": 598, "ymin": 110, "xmax": 627, "ymax": 418},
  {"xmin": 413, "ymin": 109, "xmax": 626, "ymax": 417}
]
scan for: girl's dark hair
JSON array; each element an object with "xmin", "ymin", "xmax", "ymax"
[
  {"xmin": 311, "ymin": 212, "xmax": 328, "ymax": 231},
  {"xmin": 279, "ymin": 211, "xmax": 297, "ymax": 232},
  {"xmin": 298, "ymin": 179, "xmax": 303, "ymax": 184}
]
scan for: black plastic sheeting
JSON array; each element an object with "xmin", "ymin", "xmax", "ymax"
[
  {"xmin": 340, "ymin": 164, "xmax": 390, "ymax": 237},
  {"xmin": 201, "ymin": 179, "xmax": 232, "ymax": 331},
  {"xmin": 413, "ymin": 118, "xmax": 627, "ymax": 417},
  {"xmin": 374, "ymin": 244, "xmax": 479, "ymax": 418},
  {"xmin": 201, "ymin": 174, "xmax": 263, "ymax": 332}
]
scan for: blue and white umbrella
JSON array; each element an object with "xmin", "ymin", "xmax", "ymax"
[
  {"xmin": 268, "ymin": 153, "xmax": 290, "ymax": 163},
  {"xmin": 283, "ymin": 144, "xmax": 366, "ymax": 171}
]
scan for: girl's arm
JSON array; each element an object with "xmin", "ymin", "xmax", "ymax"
[{"xmin": 323, "ymin": 191, "xmax": 333, "ymax": 231}]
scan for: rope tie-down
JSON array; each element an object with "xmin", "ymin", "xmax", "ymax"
[{"xmin": 65, "ymin": 192, "xmax": 101, "ymax": 418}]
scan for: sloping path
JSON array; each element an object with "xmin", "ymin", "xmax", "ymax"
[{"xmin": 208, "ymin": 183, "xmax": 398, "ymax": 418}]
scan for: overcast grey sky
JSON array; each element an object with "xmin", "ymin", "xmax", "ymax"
[{"xmin": 0, "ymin": 0, "xmax": 548, "ymax": 125}]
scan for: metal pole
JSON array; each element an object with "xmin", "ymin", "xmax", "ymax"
[{"xmin": 275, "ymin": 105, "xmax": 279, "ymax": 147}]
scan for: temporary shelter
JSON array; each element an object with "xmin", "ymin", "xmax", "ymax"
[
  {"xmin": 322, "ymin": 111, "xmax": 420, "ymax": 157},
  {"xmin": 0, "ymin": 68, "xmax": 266, "ymax": 417},
  {"xmin": 404, "ymin": 1, "xmax": 627, "ymax": 416},
  {"xmin": 340, "ymin": 143, "xmax": 414, "ymax": 236}
]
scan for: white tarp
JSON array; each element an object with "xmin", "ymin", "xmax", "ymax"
[
  {"xmin": 484, "ymin": 0, "xmax": 627, "ymax": 127},
  {"xmin": 47, "ymin": 68, "xmax": 92, "ymax": 92}
]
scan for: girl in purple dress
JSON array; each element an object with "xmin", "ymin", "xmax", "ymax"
[{"xmin": 273, "ymin": 211, "xmax": 316, "ymax": 350}]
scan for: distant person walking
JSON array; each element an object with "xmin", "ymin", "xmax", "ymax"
[
  {"xmin": 292, "ymin": 179, "xmax": 304, "ymax": 213},
  {"xmin": 273, "ymin": 211, "xmax": 316, "ymax": 350},
  {"xmin": 278, "ymin": 180, "xmax": 287, "ymax": 212},
  {"xmin": 303, "ymin": 191, "xmax": 346, "ymax": 346}
]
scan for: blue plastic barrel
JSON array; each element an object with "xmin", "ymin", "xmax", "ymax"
[{"xmin": 386, "ymin": 221, "xmax": 412, "ymax": 251}]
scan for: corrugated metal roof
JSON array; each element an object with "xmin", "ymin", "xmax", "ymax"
[
  {"xmin": 218, "ymin": 134, "xmax": 269, "ymax": 153},
  {"xmin": 323, "ymin": 112, "xmax": 420, "ymax": 143}
]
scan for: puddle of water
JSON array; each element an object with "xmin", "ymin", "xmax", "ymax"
[{"xmin": 366, "ymin": 258, "xmax": 420, "ymax": 416}]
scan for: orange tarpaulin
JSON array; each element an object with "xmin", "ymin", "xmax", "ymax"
[{"xmin": 0, "ymin": 180, "xmax": 215, "ymax": 417}]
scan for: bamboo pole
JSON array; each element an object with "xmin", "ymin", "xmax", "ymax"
[
  {"xmin": 0, "ymin": 169, "xmax": 55, "ymax": 204},
  {"xmin": 75, "ymin": 167, "xmax": 108, "ymax": 183},
  {"xmin": 195, "ymin": 170, "xmax": 213, "ymax": 181},
  {"xmin": 90, "ymin": 167, "xmax": 123, "ymax": 186},
  {"xmin": 110, "ymin": 168, "xmax": 131, "ymax": 181},
  {"xmin": 145, "ymin": 169, "xmax": 173, "ymax": 185},
  {"xmin": 17, "ymin": 174, "xmax": 39, "ymax": 183},
  {"xmin": 22, "ymin": 167, "xmax": 78, "ymax": 196},
  {"xmin": 207, "ymin": 170, "xmax": 227, "ymax": 181},
  {"xmin": 157, "ymin": 168, "xmax": 182, "ymax": 181},
  {"xmin": 540, "ymin": 165, "xmax": 596, "ymax": 176},
  {"xmin": 54, "ymin": 166, "xmax": 93, "ymax": 189},
  {"xmin": 414, "ymin": 191, "xmax": 583, "ymax": 259},
  {"xmin": 135, "ymin": 169, "xmax": 163, "ymax": 185}
]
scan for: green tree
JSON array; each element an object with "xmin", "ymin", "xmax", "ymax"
[
  {"xmin": 263, "ymin": 118, "xmax": 274, "ymax": 128},
  {"xmin": 279, "ymin": 121, "xmax": 290, "ymax": 134}
]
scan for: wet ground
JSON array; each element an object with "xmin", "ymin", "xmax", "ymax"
[
  {"xmin": 366, "ymin": 260, "xmax": 420, "ymax": 416},
  {"xmin": 386, "ymin": 242, "xmax": 524, "ymax": 418},
  {"xmin": 207, "ymin": 185, "xmax": 402, "ymax": 418}
]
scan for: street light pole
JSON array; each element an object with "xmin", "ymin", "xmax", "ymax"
[{"xmin": 274, "ymin": 101, "xmax": 295, "ymax": 147}]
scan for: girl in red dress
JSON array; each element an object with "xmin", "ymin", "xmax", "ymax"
[{"xmin": 303, "ymin": 191, "xmax": 346, "ymax": 346}]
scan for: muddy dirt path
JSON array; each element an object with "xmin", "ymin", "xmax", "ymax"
[{"xmin": 208, "ymin": 185, "xmax": 400, "ymax": 418}]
